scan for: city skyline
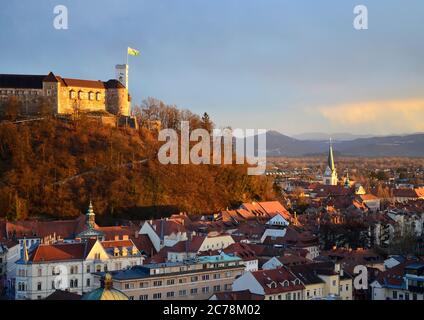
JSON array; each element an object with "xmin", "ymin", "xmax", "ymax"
[{"xmin": 1, "ymin": 0, "xmax": 424, "ymax": 135}]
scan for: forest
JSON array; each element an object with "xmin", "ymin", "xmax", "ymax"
[{"xmin": 0, "ymin": 97, "xmax": 275, "ymax": 221}]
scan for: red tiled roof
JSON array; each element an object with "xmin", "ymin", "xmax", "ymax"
[
  {"xmin": 257, "ymin": 201, "xmax": 292, "ymax": 220},
  {"xmin": 393, "ymin": 189, "xmax": 419, "ymax": 198},
  {"xmin": 251, "ymin": 268, "xmax": 305, "ymax": 295},
  {"xmin": 213, "ymin": 290, "xmax": 264, "ymax": 300},
  {"xmin": 100, "ymin": 239, "xmax": 135, "ymax": 249},
  {"xmin": 130, "ymin": 234, "xmax": 157, "ymax": 256},
  {"xmin": 29, "ymin": 241, "xmax": 94, "ymax": 263}
]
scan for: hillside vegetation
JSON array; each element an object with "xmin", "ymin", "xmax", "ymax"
[{"xmin": 0, "ymin": 98, "xmax": 275, "ymax": 220}]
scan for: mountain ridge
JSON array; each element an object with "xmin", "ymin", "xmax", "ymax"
[{"xmin": 263, "ymin": 131, "xmax": 424, "ymax": 157}]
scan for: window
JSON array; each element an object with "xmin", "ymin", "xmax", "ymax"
[
  {"xmin": 88, "ymin": 92, "xmax": 94, "ymax": 100},
  {"xmin": 167, "ymin": 279, "xmax": 175, "ymax": 286},
  {"xmin": 213, "ymin": 285, "xmax": 221, "ymax": 292},
  {"xmin": 139, "ymin": 295, "xmax": 148, "ymax": 300},
  {"xmin": 225, "ymin": 272, "xmax": 232, "ymax": 277},
  {"xmin": 37, "ymin": 282, "xmax": 42, "ymax": 291},
  {"xmin": 190, "ymin": 288, "xmax": 198, "ymax": 295},
  {"xmin": 392, "ymin": 291, "xmax": 398, "ymax": 299},
  {"xmin": 78, "ymin": 91, "xmax": 83, "ymax": 99},
  {"xmin": 179, "ymin": 278, "xmax": 187, "ymax": 284},
  {"xmin": 166, "ymin": 291, "xmax": 175, "ymax": 298},
  {"xmin": 332, "ymin": 280, "xmax": 337, "ymax": 286},
  {"xmin": 51, "ymin": 281, "xmax": 55, "ymax": 290},
  {"xmin": 96, "ymin": 92, "xmax": 101, "ymax": 101},
  {"xmin": 86, "ymin": 265, "xmax": 91, "ymax": 273},
  {"xmin": 191, "ymin": 276, "xmax": 198, "ymax": 282},
  {"xmin": 94, "ymin": 253, "xmax": 101, "ymax": 260},
  {"xmin": 345, "ymin": 284, "xmax": 349, "ymax": 291},
  {"xmin": 153, "ymin": 293, "xmax": 162, "ymax": 300},
  {"xmin": 286, "ymin": 293, "xmax": 291, "ymax": 300},
  {"xmin": 213, "ymin": 273, "xmax": 221, "ymax": 280},
  {"xmin": 224, "ymin": 284, "xmax": 231, "ymax": 291},
  {"xmin": 86, "ymin": 279, "xmax": 91, "ymax": 287},
  {"xmin": 179, "ymin": 290, "xmax": 187, "ymax": 296},
  {"xmin": 139, "ymin": 282, "xmax": 148, "ymax": 288},
  {"xmin": 202, "ymin": 275, "xmax": 210, "ymax": 281},
  {"xmin": 96, "ymin": 265, "xmax": 101, "ymax": 272},
  {"xmin": 69, "ymin": 90, "xmax": 76, "ymax": 99},
  {"xmin": 37, "ymin": 268, "xmax": 42, "ymax": 277},
  {"xmin": 153, "ymin": 280, "xmax": 162, "ymax": 287},
  {"xmin": 202, "ymin": 287, "xmax": 209, "ymax": 294}
]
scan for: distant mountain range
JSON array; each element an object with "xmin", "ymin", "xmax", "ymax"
[
  {"xmin": 292, "ymin": 132, "xmax": 376, "ymax": 141},
  {"xmin": 262, "ymin": 131, "xmax": 424, "ymax": 157}
]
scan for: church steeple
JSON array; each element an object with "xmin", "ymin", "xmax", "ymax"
[
  {"xmin": 86, "ymin": 200, "xmax": 96, "ymax": 229},
  {"xmin": 323, "ymin": 139, "xmax": 338, "ymax": 186},
  {"xmin": 328, "ymin": 139, "xmax": 335, "ymax": 172},
  {"xmin": 344, "ymin": 169, "xmax": 350, "ymax": 189}
]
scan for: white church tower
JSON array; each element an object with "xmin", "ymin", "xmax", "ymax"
[
  {"xmin": 323, "ymin": 140, "xmax": 338, "ymax": 185},
  {"xmin": 116, "ymin": 64, "xmax": 129, "ymax": 88}
]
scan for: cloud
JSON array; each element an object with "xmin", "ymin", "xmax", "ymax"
[{"xmin": 318, "ymin": 99, "xmax": 424, "ymax": 134}]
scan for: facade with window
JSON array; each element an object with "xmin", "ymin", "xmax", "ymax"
[
  {"xmin": 14, "ymin": 238, "xmax": 144, "ymax": 300},
  {"xmin": 95, "ymin": 253, "xmax": 244, "ymax": 300},
  {"xmin": 371, "ymin": 261, "xmax": 424, "ymax": 300}
]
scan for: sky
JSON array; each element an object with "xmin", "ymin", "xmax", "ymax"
[{"xmin": 1, "ymin": 0, "xmax": 424, "ymax": 136}]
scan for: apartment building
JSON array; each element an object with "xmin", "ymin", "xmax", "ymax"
[
  {"xmin": 98, "ymin": 253, "xmax": 245, "ymax": 300},
  {"xmin": 15, "ymin": 238, "xmax": 143, "ymax": 300},
  {"xmin": 371, "ymin": 261, "xmax": 424, "ymax": 300}
]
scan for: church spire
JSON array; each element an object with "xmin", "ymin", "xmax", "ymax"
[
  {"xmin": 328, "ymin": 138, "xmax": 335, "ymax": 172},
  {"xmin": 86, "ymin": 200, "xmax": 96, "ymax": 229},
  {"xmin": 344, "ymin": 169, "xmax": 350, "ymax": 188},
  {"xmin": 22, "ymin": 239, "xmax": 29, "ymax": 263}
]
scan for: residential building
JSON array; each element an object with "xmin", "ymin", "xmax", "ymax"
[
  {"xmin": 97, "ymin": 253, "xmax": 244, "ymax": 300},
  {"xmin": 371, "ymin": 261, "xmax": 424, "ymax": 300},
  {"xmin": 232, "ymin": 267, "xmax": 304, "ymax": 300},
  {"xmin": 14, "ymin": 238, "xmax": 143, "ymax": 300}
]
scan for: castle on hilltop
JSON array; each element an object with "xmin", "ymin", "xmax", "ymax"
[{"xmin": 0, "ymin": 64, "xmax": 131, "ymax": 117}]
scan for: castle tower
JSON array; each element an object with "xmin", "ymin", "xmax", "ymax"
[
  {"xmin": 323, "ymin": 140, "xmax": 338, "ymax": 185},
  {"xmin": 116, "ymin": 64, "xmax": 129, "ymax": 88}
]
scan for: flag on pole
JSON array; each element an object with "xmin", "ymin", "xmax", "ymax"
[{"xmin": 128, "ymin": 47, "xmax": 140, "ymax": 56}]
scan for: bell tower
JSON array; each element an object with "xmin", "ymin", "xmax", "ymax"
[{"xmin": 323, "ymin": 139, "xmax": 338, "ymax": 185}]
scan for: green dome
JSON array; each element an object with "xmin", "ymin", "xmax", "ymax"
[{"xmin": 82, "ymin": 273, "xmax": 129, "ymax": 301}]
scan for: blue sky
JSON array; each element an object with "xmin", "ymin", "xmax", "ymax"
[{"xmin": 1, "ymin": 0, "xmax": 424, "ymax": 135}]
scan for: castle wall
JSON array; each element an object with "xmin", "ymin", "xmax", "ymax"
[
  {"xmin": 57, "ymin": 85, "xmax": 107, "ymax": 115},
  {"xmin": 106, "ymin": 88, "xmax": 130, "ymax": 116},
  {"xmin": 0, "ymin": 88, "xmax": 44, "ymax": 114}
]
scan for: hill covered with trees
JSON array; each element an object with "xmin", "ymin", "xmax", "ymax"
[{"xmin": 0, "ymin": 98, "xmax": 275, "ymax": 221}]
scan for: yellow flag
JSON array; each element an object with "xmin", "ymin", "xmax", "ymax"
[{"xmin": 128, "ymin": 47, "xmax": 140, "ymax": 56}]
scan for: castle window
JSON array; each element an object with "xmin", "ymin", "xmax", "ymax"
[
  {"xmin": 78, "ymin": 90, "xmax": 84, "ymax": 99},
  {"xmin": 88, "ymin": 92, "xmax": 94, "ymax": 100},
  {"xmin": 96, "ymin": 92, "xmax": 101, "ymax": 101},
  {"xmin": 69, "ymin": 90, "xmax": 76, "ymax": 99}
]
